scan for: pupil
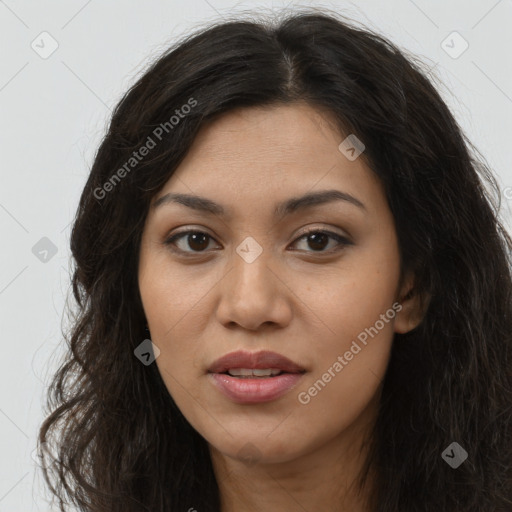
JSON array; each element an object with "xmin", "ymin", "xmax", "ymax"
[
  {"xmin": 308, "ymin": 233, "xmax": 328, "ymax": 251},
  {"xmin": 189, "ymin": 233, "xmax": 209, "ymax": 251}
]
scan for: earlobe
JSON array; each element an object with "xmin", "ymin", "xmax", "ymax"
[{"xmin": 394, "ymin": 274, "xmax": 430, "ymax": 334}]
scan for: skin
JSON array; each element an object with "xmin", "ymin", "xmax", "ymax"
[{"xmin": 138, "ymin": 102, "xmax": 425, "ymax": 511}]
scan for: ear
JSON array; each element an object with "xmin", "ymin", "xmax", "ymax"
[{"xmin": 394, "ymin": 271, "xmax": 430, "ymax": 334}]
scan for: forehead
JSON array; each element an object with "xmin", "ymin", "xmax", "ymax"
[
  {"xmin": 188, "ymin": 102, "xmax": 344, "ymax": 161},
  {"xmin": 151, "ymin": 103, "xmax": 385, "ymax": 218}
]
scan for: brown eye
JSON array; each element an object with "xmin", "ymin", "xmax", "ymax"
[
  {"xmin": 164, "ymin": 228, "xmax": 352, "ymax": 256},
  {"xmin": 291, "ymin": 230, "xmax": 352, "ymax": 253},
  {"xmin": 164, "ymin": 231, "xmax": 218, "ymax": 254}
]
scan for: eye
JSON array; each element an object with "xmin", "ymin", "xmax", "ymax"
[
  {"xmin": 164, "ymin": 230, "xmax": 220, "ymax": 254},
  {"xmin": 163, "ymin": 228, "xmax": 352, "ymax": 256},
  {"xmin": 291, "ymin": 228, "xmax": 352, "ymax": 253}
]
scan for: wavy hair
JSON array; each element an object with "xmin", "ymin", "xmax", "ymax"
[{"xmin": 38, "ymin": 8, "xmax": 512, "ymax": 511}]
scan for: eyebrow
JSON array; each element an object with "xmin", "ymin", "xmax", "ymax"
[{"xmin": 152, "ymin": 189, "xmax": 366, "ymax": 218}]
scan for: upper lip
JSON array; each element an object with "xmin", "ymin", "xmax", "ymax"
[{"xmin": 208, "ymin": 350, "xmax": 306, "ymax": 374}]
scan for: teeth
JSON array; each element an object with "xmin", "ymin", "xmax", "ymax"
[{"xmin": 227, "ymin": 368, "xmax": 282, "ymax": 377}]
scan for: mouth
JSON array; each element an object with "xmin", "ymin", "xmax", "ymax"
[
  {"xmin": 208, "ymin": 349, "xmax": 306, "ymax": 375},
  {"xmin": 207, "ymin": 350, "xmax": 306, "ymax": 404},
  {"xmin": 221, "ymin": 368, "xmax": 287, "ymax": 378}
]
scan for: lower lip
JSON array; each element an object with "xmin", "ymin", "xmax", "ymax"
[{"xmin": 209, "ymin": 372, "xmax": 304, "ymax": 404}]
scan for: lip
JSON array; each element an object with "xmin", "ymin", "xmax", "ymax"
[
  {"xmin": 207, "ymin": 350, "xmax": 306, "ymax": 404},
  {"xmin": 208, "ymin": 350, "xmax": 305, "ymax": 374}
]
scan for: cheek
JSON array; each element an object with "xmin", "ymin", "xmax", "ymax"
[
  {"xmin": 139, "ymin": 250, "xmax": 218, "ymax": 337},
  {"xmin": 310, "ymin": 245, "xmax": 400, "ymax": 344},
  {"xmin": 138, "ymin": 256, "xmax": 222, "ymax": 401},
  {"xmin": 295, "ymin": 242, "xmax": 400, "ymax": 406},
  {"xmin": 292, "ymin": 290, "xmax": 396, "ymax": 450}
]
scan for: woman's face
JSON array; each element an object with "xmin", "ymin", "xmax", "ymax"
[{"xmin": 138, "ymin": 103, "xmax": 417, "ymax": 465}]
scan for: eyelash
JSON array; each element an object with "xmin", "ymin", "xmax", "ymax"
[{"xmin": 163, "ymin": 228, "xmax": 352, "ymax": 257}]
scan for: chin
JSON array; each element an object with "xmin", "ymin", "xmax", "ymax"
[{"xmin": 205, "ymin": 426, "xmax": 310, "ymax": 466}]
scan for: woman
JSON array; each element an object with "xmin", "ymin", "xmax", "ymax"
[{"xmin": 38, "ymin": 8, "xmax": 512, "ymax": 511}]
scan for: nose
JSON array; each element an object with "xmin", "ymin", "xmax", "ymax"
[{"xmin": 215, "ymin": 246, "xmax": 293, "ymax": 332}]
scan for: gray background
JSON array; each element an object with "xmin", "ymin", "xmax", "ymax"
[{"xmin": 0, "ymin": 0, "xmax": 511, "ymax": 509}]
